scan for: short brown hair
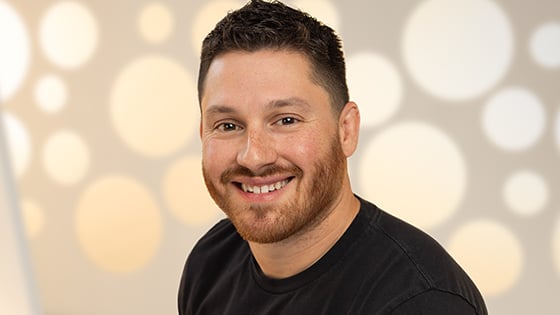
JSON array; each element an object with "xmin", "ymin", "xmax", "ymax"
[{"xmin": 198, "ymin": 0, "xmax": 349, "ymax": 113}]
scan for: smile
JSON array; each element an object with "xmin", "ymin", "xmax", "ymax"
[{"xmin": 239, "ymin": 178, "xmax": 292, "ymax": 194}]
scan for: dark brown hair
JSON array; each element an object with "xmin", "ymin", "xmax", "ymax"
[{"xmin": 198, "ymin": 0, "xmax": 349, "ymax": 113}]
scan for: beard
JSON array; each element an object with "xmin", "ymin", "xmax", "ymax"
[{"xmin": 202, "ymin": 135, "xmax": 348, "ymax": 244}]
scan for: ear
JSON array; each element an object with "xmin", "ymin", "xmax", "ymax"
[{"xmin": 338, "ymin": 101, "xmax": 360, "ymax": 157}]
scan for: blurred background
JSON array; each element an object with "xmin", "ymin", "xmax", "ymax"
[{"xmin": 1, "ymin": 0, "xmax": 559, "ymax": 314}]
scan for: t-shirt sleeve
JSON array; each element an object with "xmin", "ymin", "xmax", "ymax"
[{"xmin": 388, "ymin": 289, "xmax": 481, "ymax": 315}]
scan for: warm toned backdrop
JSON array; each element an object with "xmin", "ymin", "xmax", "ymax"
[{"xmin": 1, "ymin": 0, "xmax": 559, "ymax": 314}]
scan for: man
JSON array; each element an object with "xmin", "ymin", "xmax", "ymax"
[{"xmin": 178, "ymin": 0, "xmax": 488, "ymax": 314}]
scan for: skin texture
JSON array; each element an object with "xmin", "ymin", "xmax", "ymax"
[{"xmin": 200, "ymin": 49, "xmax": 361, "ymax": 278}]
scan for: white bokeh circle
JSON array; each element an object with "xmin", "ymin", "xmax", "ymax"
[
  {"xmin": 403, "ymin": 0, "xmax": 513, "ymax": 101},
  {"xmin": 503, "ymin": 170, "xmax": 548, "ymax": 216},
  {"xmin": 34, "ymin": 74, "xmax": 68, "ymax": 113},
  {"xmin": 163, "ymin": 156, "xmax": 222, "ymax": 226},
  {"xmin": 358, "ymin": 121, "xmax": 466, "ymax": 229},
  {"xmin": 110, "ymin": 55, "xmax": 197, "ymax": 157},
  {"xmin": 43, "ymin": 129, "xmax": 90, "ymax": 185},
  {"xmin": 0, "ymin": 1, "xmax": 31, "ymax": 101},
  {"xmin": 347, "ymin": 52, "xmax": 403, "ymax": 128},
  {"xmin": 1, "ymin": 111, "xmax": 31, "ymax": 178},
  {"xmin": 482, "ymin": 87, "xmax": 545, "ymax": 151},
  {"xmin": 76, "ymin": 175, "xmax": 163, "ymax": 273},
  {"xmin": 39, "ymin": 1, "xmax": 99, "ymax": 69},
  {"xmin": 138, "ymin": 2, "xmax": 174, "ymax": 44},
  {"xmin": 530, "ymin": 22, "xmax": 560, "ymax": 68},
  {"xmin": 502, "ymin": 170, "xmax": 549, "ymax": 216},
  {"xmin": 447, "ymin": 220, "xmax": 523, "ymax": 297}
]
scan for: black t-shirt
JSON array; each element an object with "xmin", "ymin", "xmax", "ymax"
[{"xmin": 178, "ymin": 197, "xmax": 488, "ymax": 314}]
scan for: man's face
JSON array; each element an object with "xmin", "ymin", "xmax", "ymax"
[{"xmin": 200, "ymin": 49, "xmax": 347, "ymax": 244}]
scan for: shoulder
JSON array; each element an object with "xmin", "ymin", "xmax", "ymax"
[
  {"xmin": 179, "ymin": 218, "xmax": 246, "ymax": 287},
  {"xmin": 360, "ymin": 198, "xmax": 458, "ymax": 276},
  {"xmin": 356, "ymin": 197, "xmax": 487, "ymax": 315},
  {"xmin": 186, "ymin": 218, "xmax": 244, "ymax": 268},
  {"xmin": 178, "ymin": 218, "xmax": 248, "ymax": 313}
]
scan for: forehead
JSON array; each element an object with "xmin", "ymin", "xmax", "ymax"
[
  {"xmin": 205, "ymin": 49, "xmax": 313, "ymax": 84},
  {"xmin": 201, "ymin": 49, "xmax": 330, "ymax": 113}
]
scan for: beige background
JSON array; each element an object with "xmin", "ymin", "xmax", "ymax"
[{"xmin": 1, "ymin": 0, "xmax": 559, "ymax": 314}]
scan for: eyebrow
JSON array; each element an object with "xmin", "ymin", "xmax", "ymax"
[
  {"xmin": 267, "ymin": 97, "xmax": 311, "ymax": 111},
  {"xmin": 204, "ymin": 97, "xmax": 311, "ymax": 115},
  {"xmin": 204, "ymin": 104, "xmax": 236, "ymax": 116}
]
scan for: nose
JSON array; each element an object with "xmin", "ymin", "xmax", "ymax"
[{"xmin": 236, "ymin": 129, "xmax": 277, "ymax": 173}]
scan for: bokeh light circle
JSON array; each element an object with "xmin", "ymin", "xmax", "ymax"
[
  {"xmin": 43, "ymin": 129, "xmax": 90, "ymax": 185},
  {"xmin": 76, "ymin": 175, "xmax": 163, "ymax": 273},
  {"xmin": 347, "ymin": 52, "xmax": 403, "ymax": 128},
  {"xmin": 503, "ymin": 170, "xmax": 548, "ymax": 216},
  {"xmin": 358, "ymin": 121, "xmax": 466, "ymax": 229},
  {"xmin": 482, "ymin": 87, "xmax": 545, "ymax": 151},
  {"xmin": 403, "ymin": 0, "xmax": 513, "ymax": 100},
  {"xmin": 163, "ymin": 156, "xmax": 222, "ymax": 226},
  {"xmin": 34, "ymin": 74, "xmax": 68, "ymax": 113},
  {"xmin": 138, "ymin": 2, "xmax": 174, "ymax": 44},
  {"xmin": 0, "ymin": 1, "xmax": 31, "ymax": 101},
  {"xmin": 21, "ymin": 199, "xmax": 45, "ymax": 239},
  {"xmin": 39, "ymin": 1, "xmax": 99, "ymax": 69},
  {"xmin": 110, "ymin": 55, "xmax": 197, "ymax": 157},
  {"xmin": 192, "ymin": 1, "xmax": 242, "ymax": 55},
  {"xmin": 530, "ymin": 22, "xmax": 560, "ymax": 68},
  {"xmin": 448, "ymin": 220, "xmax": 523, "ymax": 297},
  {"xmin": 2, "ymin": 111, "xmax": 31, "ymax": 178}
]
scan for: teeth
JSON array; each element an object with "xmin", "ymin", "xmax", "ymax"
[{"xmin": 241, "ymin": 179, "xmax": 289, "ymax": 194}]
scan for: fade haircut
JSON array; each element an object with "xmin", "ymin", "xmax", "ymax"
[{"xmin": 198, "ymin": 0, "xmax": 349, "ymax": 114}]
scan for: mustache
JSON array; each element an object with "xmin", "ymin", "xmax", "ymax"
[{"xmin": 220, "ymin": 164, "xmax": 303, "ymax": 184}]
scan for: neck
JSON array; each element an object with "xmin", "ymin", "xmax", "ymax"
[{"xmin": 248, "ymin": 185, "xmax": 360, "ymax": 279}]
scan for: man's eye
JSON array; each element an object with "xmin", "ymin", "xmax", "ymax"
[
  {"xmin": 278, "ymin": 117, "xmax": 299, "ymax": 125},
  {"xmin": 217, "ymin": 122, "xmax": 239, "ymax": 131}
]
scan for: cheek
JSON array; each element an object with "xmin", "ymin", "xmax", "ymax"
[
  {"xmin": 280, "ymin": 132, "xmax": 329, "ymax": 164},
  {"xmin": 202, "ymin": 139, "xmax": 235, "ymax": 175}
]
